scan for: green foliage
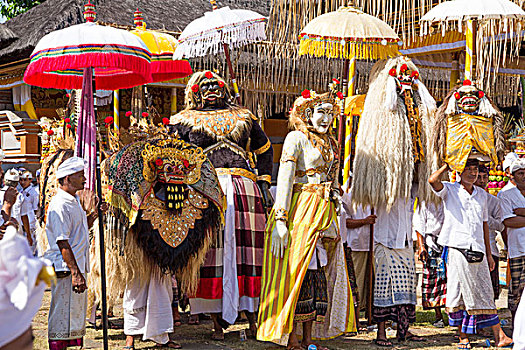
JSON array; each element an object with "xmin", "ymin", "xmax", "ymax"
[{"xmin": 1, "ymin": 0, "xmax": 44, "ymax": 20}]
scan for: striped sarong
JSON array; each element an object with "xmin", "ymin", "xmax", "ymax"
[
  {"xmin": 190, "ymin": 175, "xmax": 265, "ymax": 322},
  {"xmin": 510, "ymin": 256, "xmax": 525, "ymax": 315},
  {"xmin": 257, "ymin": 184, "xmax": 355, "ymax": 345}
]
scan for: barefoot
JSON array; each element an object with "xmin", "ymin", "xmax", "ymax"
[{"xmin": 496, "ymin": 336, "xmax": 513, "ymax": 348}]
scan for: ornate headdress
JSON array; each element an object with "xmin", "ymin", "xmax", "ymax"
[{"xmin": 289, "ymin": 81, "xmax": 342, "ymax": 132}]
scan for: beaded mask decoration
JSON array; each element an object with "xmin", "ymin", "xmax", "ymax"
[{"xmin": 142, "ymin": 138, "xmax": 207, "ymax": 210}]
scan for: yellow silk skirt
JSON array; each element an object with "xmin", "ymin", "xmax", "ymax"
[{"xmin": 257, "ymin": 183, "xmax": 355, "ymax": 345}]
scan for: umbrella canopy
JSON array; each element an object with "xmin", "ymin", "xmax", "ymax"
[
  {"xmin": 173, "ymin": 6, "xmax": 266, "ymax": 59},
  {"xmin": 24, "ymin": 7, "xmax": 152, "ymax": 91},
  {"xmin": 131, "ymin": 9, "xmax": 192, "ymax": 83},
  {"xmin": 299, "ymin": 6, "xmax": 400, "ymax": 60},
  {"xmin": 421, "ymin": 0, "xmax": 525, "ymax": 26}
]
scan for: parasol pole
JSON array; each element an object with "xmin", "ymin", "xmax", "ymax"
[
  {"xmin": 450, "ymin": 52, "xmax": 460, "ymax": 89},
  {"xmin": 342, "ymin": 56, "xmax": 356, "ymax": 191},
  {"xmin": 171, "ymin": 88, "xmax": 178, "ymax": 115},
  {"xmin": 223, "ymin": 42, "xmax": 242, "ymax": 105},
  {"xmin": 113, "ymin": 90, "xmax": 119, "ymax": 132},
  {"xmin": 465, "ymin": 19, "xmax": 477, "ymax": 81},
  {"xmin": 338, "ymin": 59, "xmax": 350, "ymax": 159},
  {"xmin": 92, "ymin": 68, "xmax": 110, "ymax": 350},
  {"xmin": 366, "ymin": 208, "xmax": 374, "ymax": 326}
]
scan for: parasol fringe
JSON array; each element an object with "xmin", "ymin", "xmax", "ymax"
[
  {"xmin": 174, "ymin": 20, "xmax": 266, "ymax": 59},
  {"xmin": 24, "ymin": 52, "xmax": 152, "ymax": 90}
]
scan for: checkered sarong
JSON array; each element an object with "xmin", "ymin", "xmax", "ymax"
[
  {"xmin": 422, "ymin": 246, "xmax": 447, "ymax": 309},
  {"xmin": 194, "ymin": 174, "xmax": 265, "ymax": 301},
  {"xmin": 509, "ymin": 256, "xmax": 525, "ymax": 314}
]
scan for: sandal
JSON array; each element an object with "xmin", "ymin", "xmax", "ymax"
[
  {"xmin": 302, "ymin": 343, "xmax": 328, "ymax": 350},
  {"xmin": 122, "ymin": 346, "xmax": 134, "ymax": 350},
  {"xmin": 173, "ymin": 319, "xmax": 182, "ymax": 327},
  {"xmin": 374, "ymin": 338, "xmax": 393, "ymax": 347},
  {"xmin": 457, "ymin": 342, "xmax": 471, "ymax": 350}
]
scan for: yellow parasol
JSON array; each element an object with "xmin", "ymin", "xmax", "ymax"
[{"xmin": 299, "ymin": 5, "xmax": 400, "ymax": 191}]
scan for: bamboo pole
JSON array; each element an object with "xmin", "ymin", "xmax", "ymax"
[
  {"xmin": 342, "ymin": 56, "xmax": 356, "ymax": 192},
  {"xmin": 91, "ymin": 69, "xmax": 109, "ymax": 350},
  {"xmin": 366, "ymin": 208, "xmax": 375, "ymax": 326}
]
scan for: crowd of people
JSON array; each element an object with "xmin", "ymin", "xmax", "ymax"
[{"xmin": 1, "ymin": 67, "xmax": 525, "ymax": 350}]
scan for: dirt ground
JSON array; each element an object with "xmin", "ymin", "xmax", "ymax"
[{"xmin": 32, "ymin": 289, "xmax": 514, "ymax": 350}]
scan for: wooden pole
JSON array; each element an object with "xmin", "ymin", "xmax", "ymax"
[
  {"xmin": 342, "ymin": 57, "xmax": 356, "ymax": 191},
  {"xmin": 223, "ymin": 42, "xmax": 241, "ymax": 105},
  {"xmin": 113, "ymin": 90, "xmax": 119, "ymax": 132},
  {"xmin": 366, "ymin": 207, "xmax": 374, "ymax": 326},
  {"xmin": 92, "ymin": 69, "xmax": 109, "ymax": 350},
  {"xmin": 338, "ymin": 59, "xmax": 350, "ymax": 159}
]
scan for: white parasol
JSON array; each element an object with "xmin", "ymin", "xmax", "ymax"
[{"xmin": 174, "ymin": 0, "xmax": 267, "ymax": 103}]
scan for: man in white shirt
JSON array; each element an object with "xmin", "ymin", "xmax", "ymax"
[
  {"xmin": 413, "ymin": 201, "xmax": 446, "ymax": 327},
  {"xmin": 429, "ymin": 160, "xmax": 513, "ymax": 348},
  {"xmin": 371, "ymin": 188, "xmax": 421, "ymax": 346},
  {"xmin": 499, "ymin": 159, "xmax": 525, "ymax": 324},
  {"xmin": 340, "ymin": 179, "xmax": 375, "ymax": 324},
  {"xmin": 19, "ymin": 171, "xmax": 39, "ymax": 255},
  {"xmin": 44, "ymin": 157, "xmax": 96, "ymax": 350}
]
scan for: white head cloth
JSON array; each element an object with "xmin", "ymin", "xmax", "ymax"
[
  {"xmin": 510, "ymin": 159, "xmax": 525, "ymax": 175},
  {"xmin": 20, "ymin": 171, "xmax": 32, "ymax": 180},
  {"xmin": 504, "ymin": 152, "xmax": 519, "ymax": 172},
  {"xmin": 4, "ymin": 169, "xmax": 19, "ymax": 182},
  {"xmin": 56, "ymin": 157, "xmax": 86, "ymax": 179}
]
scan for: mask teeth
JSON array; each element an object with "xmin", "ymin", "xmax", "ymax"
[
  {"xmin": 175, "ymin": 186, "xmax": 178, "ymax": 193},
  {"xmin": 168, "ymin": 203, "xmax": 173, "ymax": 209}
]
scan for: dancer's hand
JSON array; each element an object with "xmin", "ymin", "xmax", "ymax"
[{"xmin": 271, "ymin": 221, "xmax": 288, "ymax": 259}]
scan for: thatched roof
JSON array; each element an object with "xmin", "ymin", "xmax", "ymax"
[
  {"xmin": 0, "ymin": 0, "xmax": 270, "ymax": 65},
  {"xmin": 0, "ymin": 24, "xmax": 17, "ymax": 50}
]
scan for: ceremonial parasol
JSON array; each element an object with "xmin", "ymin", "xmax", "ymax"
[
  {"xmin": 299, "ymin": 5, "xmax": 400, "ymax": 326},
  {"xmin": 299, "ymin": 5, "xmax": 400, "ymax": 191},
  {"xmin": 173, "ymin": 0, "xmax": 267, "ymax": 103},
  {"xmin": 23, "ymin": 3, "xmax": 153, "ymax": 349},
  {"xmin": 420, "ymin": 0, "xmax": 525, "ymax": 84},
  {"xmin": 131, "ymin": 9, "xmax": 192, "ymax": 83}
]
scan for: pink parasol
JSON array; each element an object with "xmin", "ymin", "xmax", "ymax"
[{"xmin": 23, "ymin": 2, "xmax": 152, "ymax": 90}]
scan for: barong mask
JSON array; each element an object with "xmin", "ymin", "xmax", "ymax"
[
  {"xmin": 449, "ymin": 80, "xmax": 485, "ymax": 114},
  {"xmin": 142, "ymin": 138, "xmax": 207, "ymax": 211},
  {"xmin": 185, "ymin": 71, "xmax": 232, "ymax": 110}
]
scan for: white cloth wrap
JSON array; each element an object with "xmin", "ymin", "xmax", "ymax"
[
  {"xmin": 123, "ymin": 274, "xmax": 173, "ymax": 344},
  {"xmin": 48, "ymin": 275, "xmax": 88, "ymax": 340}
]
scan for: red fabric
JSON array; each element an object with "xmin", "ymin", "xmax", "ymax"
[
  {"xmin": 150, "ymin": 60, "xmax": 193, "ymax": 83},
  {"xmin": 24, "ymin": 52, "xmax": 152, "ymax": 90},
  {"xmin": 194, "ymin": 277, "xmax": 223, "ymax": 299},
  {"xmin": 237, "ymin": 276, "xmax": 261, "ymax": 298}
]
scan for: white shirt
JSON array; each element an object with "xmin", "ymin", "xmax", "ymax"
[
  {"xmin": 487, "ymin": 193, "xmax": 504, "ymax": 258},
  {"xmin": 19, "ymin": 185, "xmax": 38, "ymax": 230},
  {"xmin": 374, "ymin": 197, "xmax": 414, "ymax": 249},
  {"xmin": 501, "ymin": 181, "xmax": 516, "ymax": 194},
  {"xmin": 340, "ymin": 190, "xmax": 371, "ymax": 251},
  {"xmin": 498, "ymin": 186, "xmax": 525, "ymax": 259},
  {"xmin": 44, "ymin": 188, "xmax": 90, "ymax": 273},
  {"xmin": 413, "ymin": 201, "xmax": 444, "ymax": 251},
  {"xmin": 434, "ymin": 181, "xmax": 488, "ymax": 253}
]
